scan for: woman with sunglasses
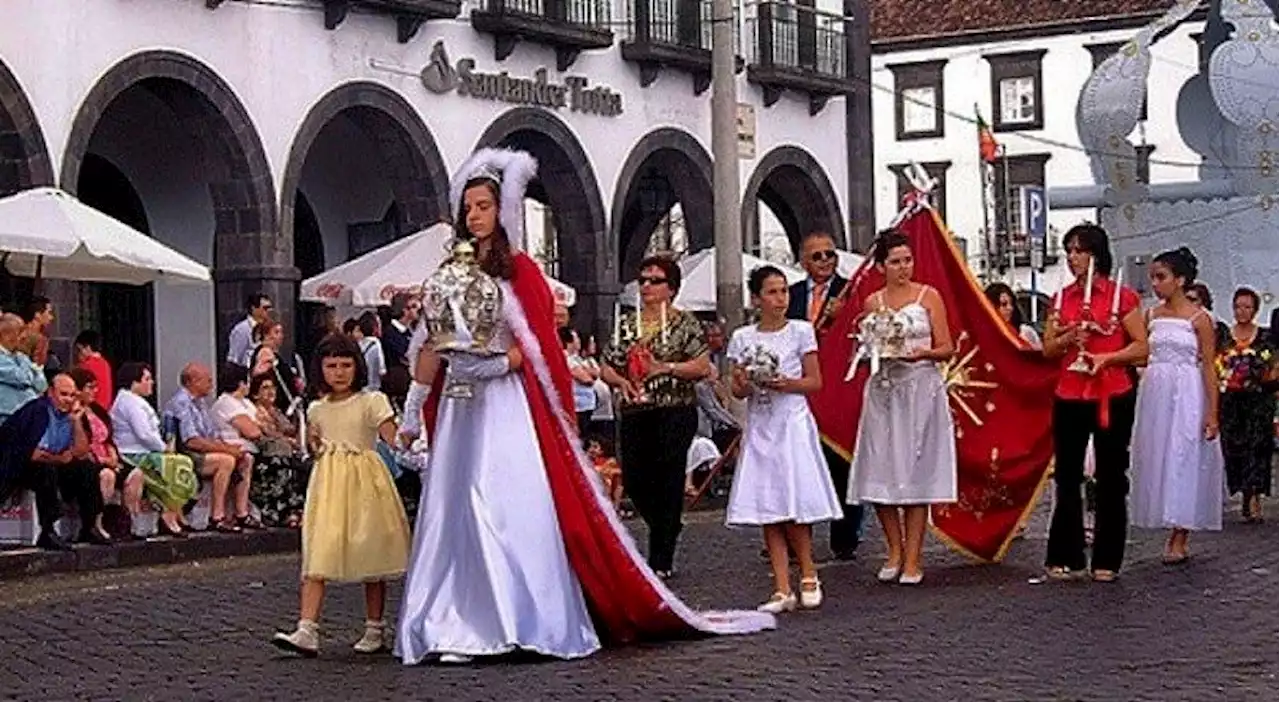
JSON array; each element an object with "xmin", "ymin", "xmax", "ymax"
[{"xmin": 601, "ymin": 255, "xmax": 712, "ymax": 579}]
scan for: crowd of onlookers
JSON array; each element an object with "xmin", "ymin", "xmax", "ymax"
[{"xmin": 0, "ymin": 273, "xmax": 749, "ymax": 555}]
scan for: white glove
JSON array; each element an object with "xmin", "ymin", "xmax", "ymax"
[
  {"xmin": 446, "ymin": 353, "xmax": 511, "ymax": 382},
  {"xmin": 401, "ymin": 380, "xmax": 431, "ymax": 441}
]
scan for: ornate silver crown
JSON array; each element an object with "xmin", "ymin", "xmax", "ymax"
[{"xmin": 421, "ymin": 238, "xmax": 503, "ymax": 356}]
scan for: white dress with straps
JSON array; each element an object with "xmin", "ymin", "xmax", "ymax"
[
  {"xmin": 848, "ymin": 287, "xmax": 958, "ymax": 505},
  {"xmin": 1130, "ymin": 311, "xmax": 1224, "ymax": 531}
]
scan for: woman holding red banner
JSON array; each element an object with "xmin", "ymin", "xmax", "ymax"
[
  {"xmin": 848, "ymin": 231, "xmax": 956, "ymax": 586},
  {"xmin": 1041, "ymin": 223, "xmax": 1147, "ymax": 583}
]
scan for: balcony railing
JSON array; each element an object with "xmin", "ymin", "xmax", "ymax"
[
  {"xmin": 746, "ymin": 1, "xmax": 846, "ymax": 79},
  {"xmin": 619, "ymin": 0, "xmax": 740, "ymax": 93},
  {"xmin": 744, "ymin": 1, "xmax": 852, "ymax": 114},
  {"xmin": 468, "ymin": 0, "xmax": 611, "ymax": 26},
  {"xmin": 468, "ymin": 0, "xmax": 614, "ymax": 69}
]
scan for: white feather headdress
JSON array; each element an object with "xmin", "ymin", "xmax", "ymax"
[{"xmin": 448, "ymin": 148, "xmax": 539, "ymax": 251}]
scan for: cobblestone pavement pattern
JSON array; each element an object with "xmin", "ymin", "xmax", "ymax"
[{"xmin": 0, "ymin": 501, "xmax": 1275, "ymax": 702}]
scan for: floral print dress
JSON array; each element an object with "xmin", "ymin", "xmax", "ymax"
[{"xmin": 1216, "ymin": 329, "xmax": 1278, "ymax": 500}]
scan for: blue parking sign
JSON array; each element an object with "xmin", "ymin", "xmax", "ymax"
[{"xmin": 1020, "ymin": 185, "xmax": 1047, "ymax": 241}]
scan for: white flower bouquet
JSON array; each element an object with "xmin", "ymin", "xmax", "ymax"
[{"xmin": 846, "ymin": 309, "xmax": 908, "ymax": 380}]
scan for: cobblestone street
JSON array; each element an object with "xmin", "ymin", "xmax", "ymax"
[{"xmin": 0, "ymin": 505, "xmax": 1275, "ymax": 702}]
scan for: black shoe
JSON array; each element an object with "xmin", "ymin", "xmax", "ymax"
[
  {"xmin": 831, "ymin": 549, "xmax": 858, "ymax": 562},
  {"xmin": 36, "ymin": 531, "xmax": 72, "ymax": 552}
]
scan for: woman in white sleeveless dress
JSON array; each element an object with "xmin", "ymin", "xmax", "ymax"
[
  {"xmin": 1130, "ymin": 248, "xmax": 1222, "ymax": 563},
  {"xmin": 848, "ymin": 231, "xmax": 956, "ymax": 586}
]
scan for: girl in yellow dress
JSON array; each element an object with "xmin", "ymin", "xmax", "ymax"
[{"xmin": 271, "ymin": 334, "xmax": 411, "ymax": 657}]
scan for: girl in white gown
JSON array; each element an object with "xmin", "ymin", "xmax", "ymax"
[
  {"xmin": 848, "ymin": 231, "xmax": 956, "ymax": 586},
  {"xmin": 1130, "ymin": 248, "xmax": 1223, "ymax": 562},
  {"xmin": 395, "ymin": 149, "xmax": 773, "ymax": 666},
  {"xmin": 726, "ymin": 266, "xmax": 842, "ymax": 614}
]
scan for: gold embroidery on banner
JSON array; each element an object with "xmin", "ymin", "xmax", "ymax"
[{"xmin": 939, "ymin": 331, "xmax": 999, "ymax": 427}]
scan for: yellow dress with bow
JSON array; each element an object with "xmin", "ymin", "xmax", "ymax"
[{"xmin": 301, "ymin": 392, "xmax": 411, "ymax": 582}]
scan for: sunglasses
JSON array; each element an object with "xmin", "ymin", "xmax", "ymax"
[
  {"xmin": 1186, "ymin": 295, "xmax": 1201, "ymax": 303},
  {"xmin": 809, "ymin": 250, "xmax": 837, "ymax": 262},
  {"xmin": 638, "ymin": 276, "xmax": 668, "ymax": 287}
]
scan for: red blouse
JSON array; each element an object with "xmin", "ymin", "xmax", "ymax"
[{"xmin": 1053, "ymin": 276, "xmax": 1141, "ymax": 413}]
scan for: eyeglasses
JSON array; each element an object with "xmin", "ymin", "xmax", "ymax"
[
  {"xmin": 638, "ymin": 276, "xmax": 668, "ymax": 287},
  {"xmin": 809, "ymin": 250, "xmax": 837, "ymax": 262}
]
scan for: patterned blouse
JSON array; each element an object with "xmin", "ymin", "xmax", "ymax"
[{"xmin": 602, "ymin": 307, "xmax": 708, "ymax": 412}]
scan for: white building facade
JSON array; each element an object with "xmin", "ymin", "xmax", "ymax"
[
  {"xmin": 0, "ymin": 0, "xmax": 867, "ymax": 397},
  {"xmin": 868, "ymin": 2, "xmax": 1210, "ymax": 308}
]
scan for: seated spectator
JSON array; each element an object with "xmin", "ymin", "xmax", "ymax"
[
  {"xmin": 249, "ymin": 373, "xmax": 310, "ymax": 527},
  {"xmin": 585, "ymin": 435, "xmax": 623, "ymax": 510},
  {"xmin": 73, "ymin": 330, "xmax": 113, "ymax": 410},
  {"xmin": 0, "ymin": 374, "xmax": 107, "ymax": 549},
  {"xmin": 69, "ymin": 367, "xmax": 143, "ymax": 539},
  {"xmin": 210, "ymin": 364, "xmax": 263, "ymax": 455},
  {"xmin": 0, "ymin": 312, "xmax": 47, "ymax": 426},
  {"xmin": 164, "ymin": 362, "xmax": 258, "ymax": 532},
  {"xmin": 111, "ymin": 362, "xmax": 197, "ymax": 537},
  {"xmin": 246, "ymin": 319, "xmax": 306, "ymax": 413}
]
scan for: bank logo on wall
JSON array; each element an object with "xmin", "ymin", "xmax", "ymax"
[{"xmin": 419, "ymin": 41, "xmax": 623, "ymax": 118}]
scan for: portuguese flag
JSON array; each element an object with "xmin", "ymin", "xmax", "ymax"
[{"xmin": 977, "ymin": 107, "xmax": 1000, "ymax": 163}]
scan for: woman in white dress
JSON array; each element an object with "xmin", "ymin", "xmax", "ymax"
[
  {"xmin": 727, "ymin": 266, "xmax": 843, "ymax": 614},
  {"xmin": 395, "ymin": 148, "xmax": 772, "ymax": 666},
  {"xmin": 1130, "ymin": 247, "xmax": 1222, "ymax": 562},
  {"xmin": 848, "ymin": 231, "xmax": 956, "ymax": 586}
]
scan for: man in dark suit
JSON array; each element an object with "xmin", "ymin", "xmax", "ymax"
[
  {"xmin": 787, "ymin": 231, "xmax": 863, "ymax": 561},
  {"xmin": 380, "ymin": 292, "xmax": 419, "ymax": 407}
]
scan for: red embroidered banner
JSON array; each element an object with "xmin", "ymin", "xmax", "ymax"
[{"xmin": 808, "ymin": 207, "xmax": 1059, "ymax": 562}]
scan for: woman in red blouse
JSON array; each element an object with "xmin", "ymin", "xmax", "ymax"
[{"xmin": 1041, "ymin": 224, "xmax": 1148, "ymax": 582}]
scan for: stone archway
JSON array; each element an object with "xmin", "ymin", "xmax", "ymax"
[
  {"xmin": 60, "ymin": 50, "xmax": 278, "ymax": 391},
  {"xmin": 474, "ymin": 107, "xmax": 609, "ymax": 335},
  {"xmin": 0, "ymin": 59, "xmax": 55, "ymax": 311},
  {"xmin": 610, "ymin": 128, "xmax": 714, "ymax": 282},
  {"xmin": 0, "ymin": 60, "xmax": 54, "ymax": 195},
  {"xmin": 281, "ymin": 82, "xmax": 450, "ymax": 271},
  {"xmin": 742, "ymin": 145, "xmax": 846, "ymax": 258},
  {"xmin": 281, "ymin": 82, "xmax": 450, "ymax": 342}
]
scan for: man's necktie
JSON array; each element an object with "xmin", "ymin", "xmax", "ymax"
[{"xmin": 808, "ymin": 282, "xmax": 828, "ymax": 323}]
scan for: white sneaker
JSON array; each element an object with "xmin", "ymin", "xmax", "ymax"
[
  {"xmin": 438, "ymin": 653, "xmax": 474, "ymax": 664},
  {"xmin": 352, "ymin": 620, "xmax": 387, "ymax": 654},
  {"xmin": 798, "ymin": 578, "xmax": 823, "ymax": 609},
  {"xmin": 271, "ymin": 619, "xmax": 320, "ymax": 657},
  {"xmin": 757, "ymin": 591, "xmax": 797, "ymax": 614}
]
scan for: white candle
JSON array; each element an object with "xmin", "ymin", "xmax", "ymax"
[
  {"xmin": 635, "ymin": 307, "xmax": 642, "ymax": 339},
  {"xmin": 660, "ymin": 302, "xmax": 668, "ymax": 344},
  {"xmin": 1083, "ymin": 257, "xmax": 1095, "ymax": 306},
  {"xmin": 1110, "ymin": 264, "xmax": 1123, "ymax": 316},
  {"xmin": 1053, "ymin": 287, "xmax": 1063, "ymax": 313},
  {"xmin": 612, "ymin": 302, "xmax": 621, "ymax": 347}
]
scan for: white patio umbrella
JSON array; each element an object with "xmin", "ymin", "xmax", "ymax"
[
  {"xmin": 619, "ymin": 248, "xmax": 807, "ymax": 311},
  {"xmin": 300, "ymin": 222, "xmax": 577, "ymax": 308},
  {"xmin": 0, "ymin": 187, "xmax": 209, "ymax": 284}
]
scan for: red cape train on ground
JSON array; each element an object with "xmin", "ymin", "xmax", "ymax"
[{"xmin": 808, "ymin": 204, "xmax": 1060, "ymax": 562}]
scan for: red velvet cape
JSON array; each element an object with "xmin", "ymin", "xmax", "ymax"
[{"xmin": 419, "ymin": 253, "xmax": 697, "ymax": 644}]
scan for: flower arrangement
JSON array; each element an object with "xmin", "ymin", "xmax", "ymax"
[
  {"xmin": 846, "ymin": 309, "xmax": 908, "ymax": 380},
  {"xmin": 1216, "ymin": 345, "xmax": 1276, "ymax": 393},
  {"xmin": 741, "ymin": 344, "xmax": 781, "ymax": 385}
]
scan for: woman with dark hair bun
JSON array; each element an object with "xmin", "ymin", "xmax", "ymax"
[
  {"xmin": 1129, "ymin": 247, "xmax": 1223, "ymax": 562},
  {"xmin": 1040, "ymin": 223, "xmax": 1147, "ymax": 583},
  {"xmin": 1217, "ymin": 286, "xmax": 1277, "ymax": 522}
]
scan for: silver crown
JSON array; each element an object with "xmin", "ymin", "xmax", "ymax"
[{"xmin": 469, "ymin": 163, "xmax": 503, "ymax": 186}]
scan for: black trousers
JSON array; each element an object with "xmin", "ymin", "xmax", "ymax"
[
  {"xmin": 823, "ymin": 444, "xmax": 864, "ymax": 556},
  {"xmin": 619, "ymin": 405, "xmax": 698, "ymax": 572},
  {"xmin": 20, "ymin": 459, "xmax": 102, "ymax": 534},
  {"xmin": 1046, "ymin": 392, "xmax": 1137, "ymax": 573}
]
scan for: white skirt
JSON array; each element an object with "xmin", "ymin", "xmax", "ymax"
[
  {"xmin": 726, "ymin": 395, "xmax": 843, "ymax": 526},
  {"xmin": 396, "ymin": 372, "xmax": 601, "ymax": 662},
  {"xmin": 849, "ymin": 361, "xmax": 957, "ymax": 505}
]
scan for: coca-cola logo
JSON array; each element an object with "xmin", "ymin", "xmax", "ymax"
[
  {"xmin": 379, "ymin": 284, "xmax": 422, "ymax": 301},
  {"xmin": 314, "ymin": 283, "xmax": 345, "ymax": 299}
]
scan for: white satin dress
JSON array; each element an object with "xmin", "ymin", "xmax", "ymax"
[{"xmin": 396, "ymin": 282, "xmax": 601, "ymax": 663}]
